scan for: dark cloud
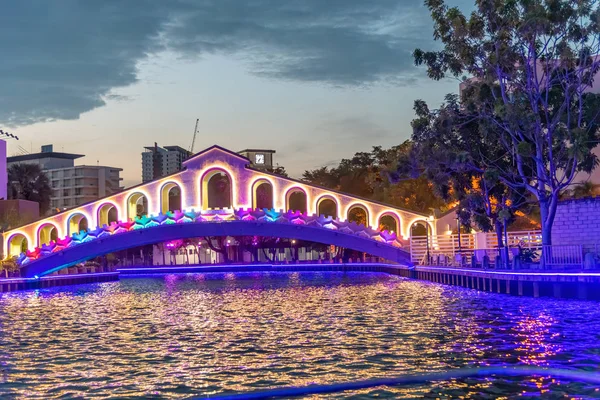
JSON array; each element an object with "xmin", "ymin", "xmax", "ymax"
[{"xmin": 0, "ymin": 0, "xmax": 438, "ymax": 126}]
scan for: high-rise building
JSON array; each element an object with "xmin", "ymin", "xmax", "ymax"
[
  {"xmin": 142, "ymin": 144, "xmax": 192, "ymax": 182},
  {"xmin": 7, "ymin": 145, "xmax": 123, "ymax": 212}
]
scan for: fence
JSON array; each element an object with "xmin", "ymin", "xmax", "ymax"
[
  {"xmin": 410, "ymin": 234, "xmax": 475, "ymax": 264},
  {"xmin": 541, "ymin": 245, "xmax": 583, "ymax": 268},
  {"xmin": 410, "ymin": 230, "xmax": 542, "ymax": 266}
]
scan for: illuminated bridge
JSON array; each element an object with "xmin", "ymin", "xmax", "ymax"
[{"xmin": 2, "ymin": 145, "xmax": 438, "ymax": 278}]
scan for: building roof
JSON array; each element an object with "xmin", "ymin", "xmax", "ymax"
[
  {"xmin": 164, "ymin": 145, "xmax": 191, "ymax": 154},
  {"xmin": 183, "ymin": 144, "xmax": 251, "ymax": 165},
  {"xmin": 238, "ymin": 149, "xmax": 276, "ymax": 154},
  {"xmin": 7, "ymin": 152, "xmax": 84, "ymax": 163}
]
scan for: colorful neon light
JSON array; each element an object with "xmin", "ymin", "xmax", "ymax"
[
  {"xmin": 3, "ymin": 145, "xmax": 432, "ymax": 257},
  {"xmin": 15, "ymin": 208, "xmax": 404, "ymax": 267}
]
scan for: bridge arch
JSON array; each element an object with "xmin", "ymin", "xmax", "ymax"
[
  {"xmin": 161, "ymin": 181, "xmax": 182, "ymax": 213},
  {"xmin": 7, "ymin": 233, "xmax": 29, "ymax": 258},
  {"xmin": 285, "ymin": 187, "xmax": 307, "ymax": 214},
  {"xmin": 201, "ymin": 169, "xmax": 233, "ymax": 209},
  {"xmin": 67, "ymin": 213, "xmax": 89, "ymax": 236},
  {"xmin": 97, "ymin": 203, "xmax": 119, "ymax": 227},
  {"xmin": 37, "ymin": 223, "xmax": 58, "ymax": 247},
  {"xmin": 251, "ymin": 178, "xmax": 274, "ymax": 210},
  {"xmin": 127, "ymin": 192, "xmax": 149, "ymax": 220},
  {"xmin": 21, "ymin": 220, "xmax": 410, "ymax": 278},
  {"xmin": 316, "ymin": 195, "xmax": 338, "ymax": 219},
  {"xmin": 346, "ymin": 203, "xmax": 369, "ymax": 227}
]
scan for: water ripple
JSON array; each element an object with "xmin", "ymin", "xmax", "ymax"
[{"xmin": 0, "ymin": 272, "xmax": 599, "ymax": 398}]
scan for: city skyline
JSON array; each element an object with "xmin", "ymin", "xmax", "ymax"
[{"xmin": 1, "ymin": 1, "xmax": 468, "ymax": 187}]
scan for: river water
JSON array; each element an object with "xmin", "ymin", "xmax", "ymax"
[{"xmin": 0, "ymin": 271, "xmax": 599, "ymax": 399}]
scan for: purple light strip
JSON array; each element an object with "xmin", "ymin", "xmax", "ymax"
[
  {"xmin": 0, "ymin": 271, "xmax": 119, "ymax": 283},
  {"xmin": 117, "ymin": 263, "xmax": 401, "ymax": 273},
  {"xmin": 416, "ymin": 266, "xmax": 600, "ymax": 277}
]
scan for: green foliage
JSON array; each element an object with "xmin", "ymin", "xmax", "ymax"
[
  {"xmin": 519, "ymin": 248, "xmax": 539, "ymax": 263},
  {"xmin": 302, "ymin": 142, "xmax": 446, "ymax": 214},
  {"xmin": 414, "ymin": 0, "xmax": 600, "ymax": 245},
  {"xmin": 267, "ymin": 165, "xmax": 288, "ymax": 177},
  {"xmin": 7, "ymin": 163, "xmax": 52, "ymax": 214}
]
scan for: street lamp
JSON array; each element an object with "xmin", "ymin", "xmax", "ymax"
[{"xmin": 426, "ymin": 223, "xmax": 430, "ymax": 265}]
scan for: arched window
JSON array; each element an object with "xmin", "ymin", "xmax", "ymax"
[
  {"xmin": 98, "ymin": 203, "xmax": 118, "ymax": 227},
  {"xmin": 286, "ymin": 188, "xmax": 307, "ymax": 213},
  {"xmin": 252, "ymin": 180, "xmax": 273, "ymax": 209},
  {"xmin": 378, "ymin": 214, "xmax": 399, "ymax": 234},
  {"xmin": 317, "ymin": 197, "xmax": 337, "ymax": 219},
  {"xmin": 68, "ymin": 214, "xmax": 88, "ymax": 236},
  {"xmin": 38, "ymin": 224, "xmax": 58, "ymax": 247},
  {"xmin": 410, "ymin": 221, "xmax": 429, "ymax": 237},
  {"xmin": 161, "ymin": 182, "xmax": 182, "ymax": 214},
  {"xmin": 7, "ymin": 234, "xmax": 28, "ymax": 257},
  {"xmin": 127, "ymin": 192, "xmax": 148, "ymax": 220},
  {"xmin": 202, "ymin": 170, "xmax": 232, "ymax": 209},
  {"xmin": 347, "ymin": 205, "xmax": 369, "ymax": 226}
]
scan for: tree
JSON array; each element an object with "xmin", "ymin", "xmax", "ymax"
[
  {"xmin": 302, "ymin": 143, "xmax": 446, "ymax": 213},
  {"xmin": 570, "ymin": 181, "xmax": 596, "ymax": 199},
  {"xmin": 414, "ymin": 0, "xmax": 600, "ymax": 245},
  {"xmin": 267, "ymin": 165, "xmax": 288, "ymax": 177},
  {"xmin": 402, "ymin": 94, "xmax": 530, "ymax": 248},
  {"xmin": 7, "ymin": 163, "xmax": 52, "ymax": 214}
]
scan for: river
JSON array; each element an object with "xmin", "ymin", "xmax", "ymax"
[{"xmin": 0, "ymin": 271, "xmax": 599, "ymax": 399}]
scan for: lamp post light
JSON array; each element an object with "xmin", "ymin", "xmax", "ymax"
[
  {"xmin": 456, "ymin": 216, "xmax": 462, "ymax": 255},
  {"xmin": 426, "ymin": 223, "xmax": 430, "ymax": 265}
]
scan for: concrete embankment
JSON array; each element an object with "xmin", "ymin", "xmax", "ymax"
[{"xmin": 0, "ymin": 272, "xmax": 119, "ymax": 293}]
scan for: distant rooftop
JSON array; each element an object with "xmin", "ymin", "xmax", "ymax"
[
  {"xmin": 8, "ymin": 144, "xmax": 84, "ymax": 163},
  {"xmin": 143, "ymin": 144, "xmax": 191, "ymax": 154},
  {"xmin": 7, "ymin": 152, "xmax": 83, "ymax": 163}
]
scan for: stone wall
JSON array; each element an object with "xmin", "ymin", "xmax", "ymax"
[{"xmin": 552, "ymin": 198, "xmax": 600, "ymax": 254}]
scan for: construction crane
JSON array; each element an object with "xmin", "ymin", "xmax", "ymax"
[{"xmin": 189, "ymin": 118, "xmax": 199, "ymax": 153}]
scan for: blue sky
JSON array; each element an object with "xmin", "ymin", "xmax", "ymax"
[{"xmin": 1, "ymin": 0, "xmax": 467, "ymax": 187}]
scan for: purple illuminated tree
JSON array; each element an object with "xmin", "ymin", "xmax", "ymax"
[{"xmin": 414, "ymin": 0, "xmax": 600, "ymax": 245}]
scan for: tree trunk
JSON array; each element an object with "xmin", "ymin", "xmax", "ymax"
[
  {"xmin": 494, "ymin": 219, "xmax": 504, "ymax": 249},
  {"xmin": 539, "ymin": 198, "xmax": 553, "ymax": 246},
  {"xmin": 539, "ymin": 198, "xmax": 553, "ymax": 269}
]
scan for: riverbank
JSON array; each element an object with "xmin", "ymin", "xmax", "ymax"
[
  {"xmin": 2, "ymin": 263, "xmax": 600, "ymax": 300},
  {"xmin": 118, "ymin": 263, "xmax": 600, "ymax": 300},
  {"xmin": 0, "ymin": 272, "xmax": 119, "ymax": 292}
]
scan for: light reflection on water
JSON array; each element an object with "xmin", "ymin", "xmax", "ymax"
[{"xmin": 0, "ymin": 272, "xmax": 599, "ymax": 399}]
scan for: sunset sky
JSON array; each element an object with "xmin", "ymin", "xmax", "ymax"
[{"xmin": 1, "ymin": 1, "xmax": 468, "ymax": 187}]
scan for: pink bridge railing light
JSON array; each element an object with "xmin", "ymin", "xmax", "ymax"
[{"xmin": 17, "ymin": 208, "xmax": 404, "ymax": 267}]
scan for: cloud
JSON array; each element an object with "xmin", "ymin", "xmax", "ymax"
[{"xmin": 0, "ymin": 0, "xmax": 439, "ymax": 126}]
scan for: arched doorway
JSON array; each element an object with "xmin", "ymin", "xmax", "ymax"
[
  {"xmin": 7, "ymin": 234, "xmax": 28, "ymax": 257},
  {"xmin": 252, "ymin": 180, "xmax": 273, "ymax": 210},
  {"xmin": 286, "ymin": 188, "xmax": 307, "ymax": 213},
  {"xmin": 127, "ymin": 192, "xmax": 148, "ymax": 220},
  {"xmin": 347, "ymin": 205, "xmax": 369, "ymax": 226},
  {"xmin": 68, "ymin": 214, "xmax": 88, "ymax": 236},
  {"xmin": 378, "ymin": 214, "xmax": 399, "ymax": 234},
  {"xmin": 38, "ymin": 224, "xmax": 58, "ymax": 247},
  {"xmin": 317, "ymin": 197, "xmax": 337, "ymax": 219},
  {"xmin": 98, "ymin": 203, "xmax": 118, "ymax": 227},
  {"xmin": 202, "ymin": 170, "xmax": 232, "ymax": 209},
  {"xmin": 161, "ymin": 182, "xmax": 182, "ymax": 214}
]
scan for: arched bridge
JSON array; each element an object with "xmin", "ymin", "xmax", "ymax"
[{"xmin": 3, "ymin": 145, "xmax": 436, "ymax": 277}]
